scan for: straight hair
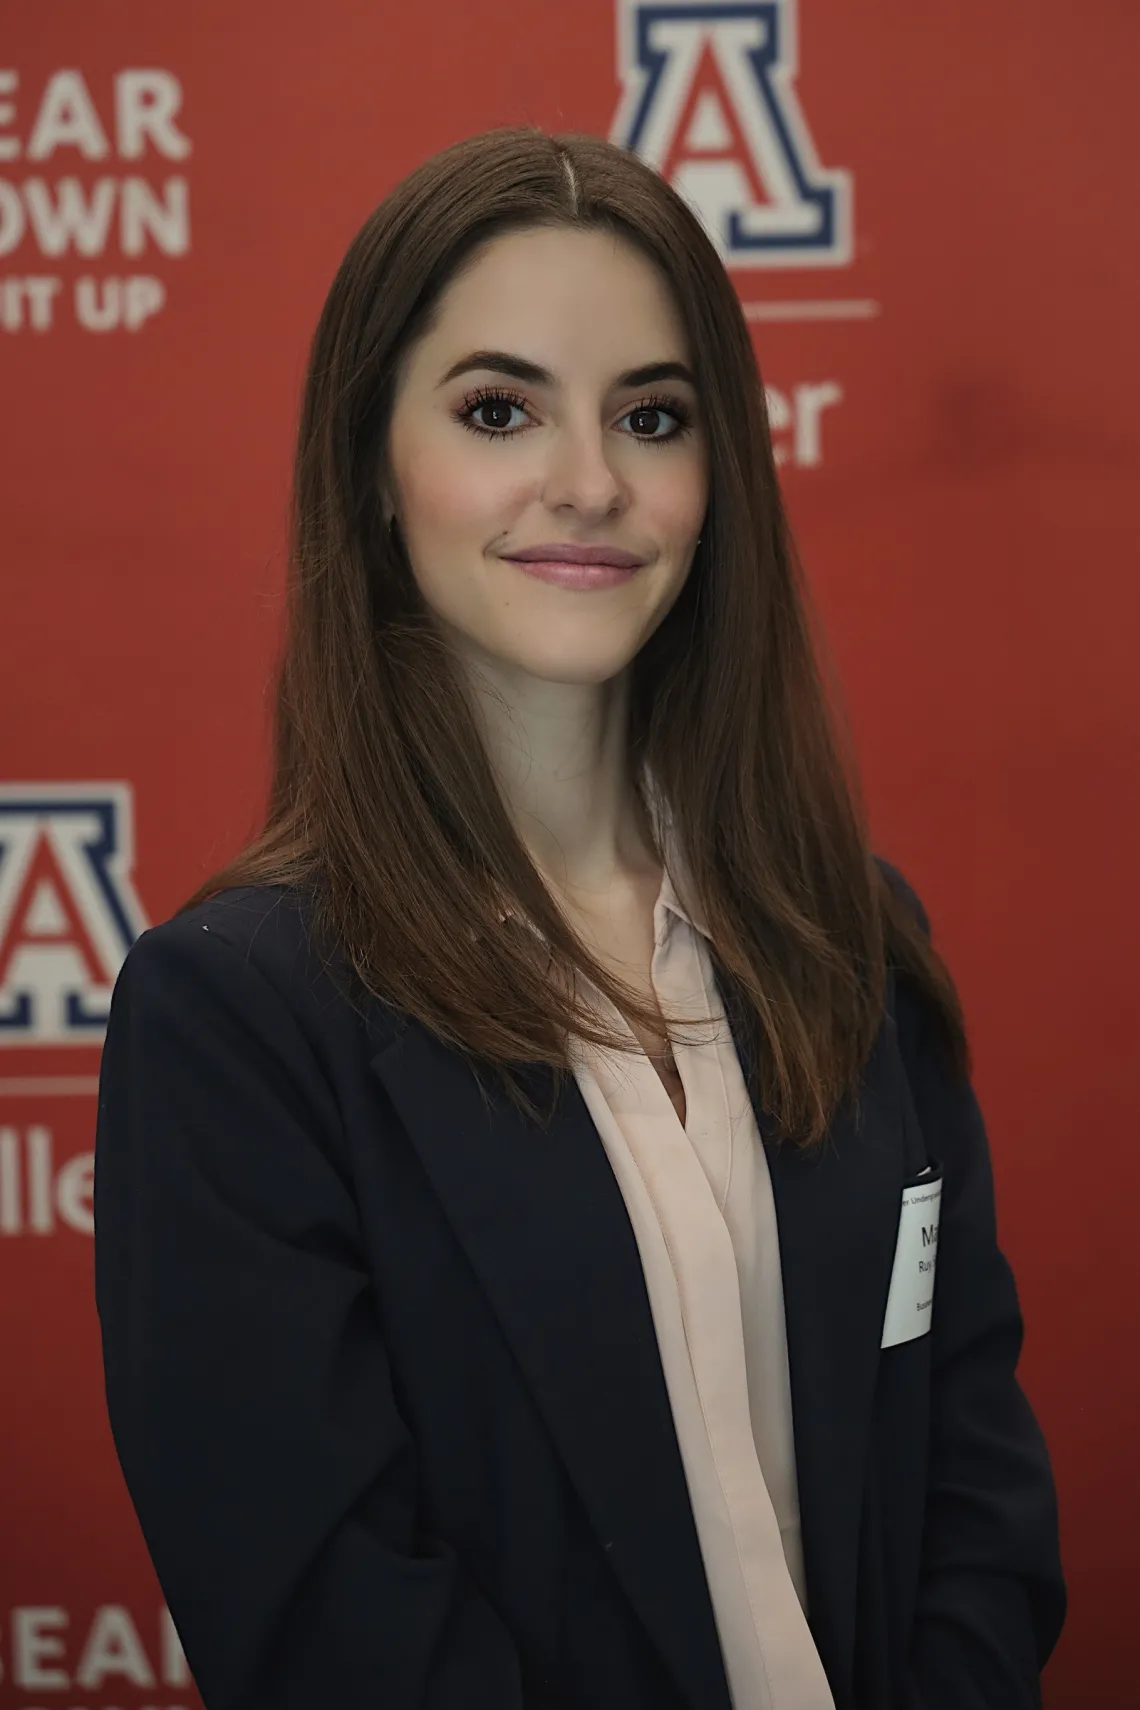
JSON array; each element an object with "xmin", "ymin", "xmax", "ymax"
[{"xmin": 180, "ymin": 125, "xmax": 968, "ymax": 1143}]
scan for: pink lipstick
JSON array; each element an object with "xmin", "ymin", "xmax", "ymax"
[{"xmin": 500, "ymin": 541, "xmax": 647, "ymax": 591}]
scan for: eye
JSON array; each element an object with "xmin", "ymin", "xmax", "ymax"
[
  {"xmin": 453, "ymin": 386, "xmax": 694, "ymax": 443},
  {"xmin": 454, "ymin": 387, "xmax": 530, "ymax": 438},
  {"xmin": 618, "ymin": 396, "xmax": 692, "ymax": 443}
]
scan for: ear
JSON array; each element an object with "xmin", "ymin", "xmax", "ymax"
[
  {"xmin": 376, "ymin": 460, "xmax": 395, "ymax": 525},
  {"xmin": 381, "ymin": 493, "xmax": 402, "ymax": 546}
]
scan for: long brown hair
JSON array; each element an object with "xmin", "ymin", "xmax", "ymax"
[{"xmin": 181, "ymin": 125, "xmax": 968, "ymax": 1143}]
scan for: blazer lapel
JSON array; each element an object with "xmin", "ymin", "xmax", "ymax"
[
  {"xmin": 719, "ymin": 971, "xmax": 908, "ymax": 1707},
  {"xmin": 370, "ymin": 1019, "xmax": 733, "ymax": 1710}
]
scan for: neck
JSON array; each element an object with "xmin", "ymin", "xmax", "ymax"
[{"xmin": 459, "ymin": 648, "xmax": 659, "ymax": 897}]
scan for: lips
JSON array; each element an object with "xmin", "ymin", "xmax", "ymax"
[{"xmin": 501, "ymin": 542, "xmax": 647, "ymax": 569}]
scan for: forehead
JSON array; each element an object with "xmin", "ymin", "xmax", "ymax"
[{"xmin": 412, "ymin": 224, "xmax": 691, "ymax": 377}]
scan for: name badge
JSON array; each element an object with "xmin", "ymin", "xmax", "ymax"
[{"xmin": 881, "ymin": 1166, "xmax": 943, "ymax": 1349}]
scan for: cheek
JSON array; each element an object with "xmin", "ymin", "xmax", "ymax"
[
  {"xmin": 637, "ymin": 453, "xmax": 707, "ymax": 545},
  {"xmin": 394, "ymin": 421, "xmax": 521, "ymax": 551}
]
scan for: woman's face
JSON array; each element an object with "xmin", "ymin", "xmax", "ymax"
[{"xmin": 385, "ymin": 224, "xmax": 708, "ymax": 688}]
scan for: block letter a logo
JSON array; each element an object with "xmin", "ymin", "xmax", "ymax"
[
  {"xmin": 611, "ymin": 0, "xmax": 853, "ymax": 268},
  {"xmin": 0, "ymin": 783, "xmax": 148, "ymax": 1045}
]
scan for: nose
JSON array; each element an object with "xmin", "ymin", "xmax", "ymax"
[{"xmin": 541, "ymin": 420, "xmax": 629, "ymax": 522}]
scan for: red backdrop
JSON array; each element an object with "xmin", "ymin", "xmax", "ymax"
[{"xmin": 2, "ymin": 3, "xmax": 1136, "ymax": 1704}]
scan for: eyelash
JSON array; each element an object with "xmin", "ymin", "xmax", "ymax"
[{"xmin": 452, "ymin": 385, "xmax": 693, "ymax": 445}]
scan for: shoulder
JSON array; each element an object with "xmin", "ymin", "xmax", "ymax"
[
  {"xmin": 113, "ymin": 883, "xmax": 396, "ymax": 1055},
  {"xmin": 873, "ymin": 853, "xmax": 931, "ymax": 938},
  {"xmin": 870, "ymin": 854, "xmax": 953, "ymax": 1091},
  {"xmin": 155, "ymin": 883, "xmax": 327, "ymax": 981},
  {"xmin": 119, "ymin": 883, "xmax": 318, "ymax": 998}
]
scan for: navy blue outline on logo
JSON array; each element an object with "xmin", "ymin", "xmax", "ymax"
[
  {"xmin": 613, "ymin": 0, "xmax": 851, "ymax": 265},
  {"xmin": 0, "ymin": 786, "xmax": 147, "ymax": 1040}
]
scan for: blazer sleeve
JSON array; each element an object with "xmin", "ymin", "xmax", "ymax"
[
  {"xmin": 886, "ymin": 871, "xmax": 1066, "ymax": 1709},
  {"xmin": 93, "ymin": 917, "xmax": 529, "ymax": 1710}
]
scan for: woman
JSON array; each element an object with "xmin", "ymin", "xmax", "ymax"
[{"xmin": 93, "ymin": 127, "xmax": 1064, "ymax": 1709}]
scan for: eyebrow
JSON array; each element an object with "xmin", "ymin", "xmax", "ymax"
[{"xmin": 437, "ymin": 349, "xmax": 697, "ymax": 390}]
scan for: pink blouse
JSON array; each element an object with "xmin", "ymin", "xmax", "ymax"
[{"xmin": 497, "ymin": 814, "xmax": 835, "ymax": 1710}]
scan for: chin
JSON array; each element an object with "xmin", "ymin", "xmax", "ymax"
[{"xmin": 498, "ymin": 635, "xmax": 641, "ymax": 685}]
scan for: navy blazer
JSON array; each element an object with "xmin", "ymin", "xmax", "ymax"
[{"xmin": 93, "ymin": 862, "xmax": 1064, "ymax": 1710}]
